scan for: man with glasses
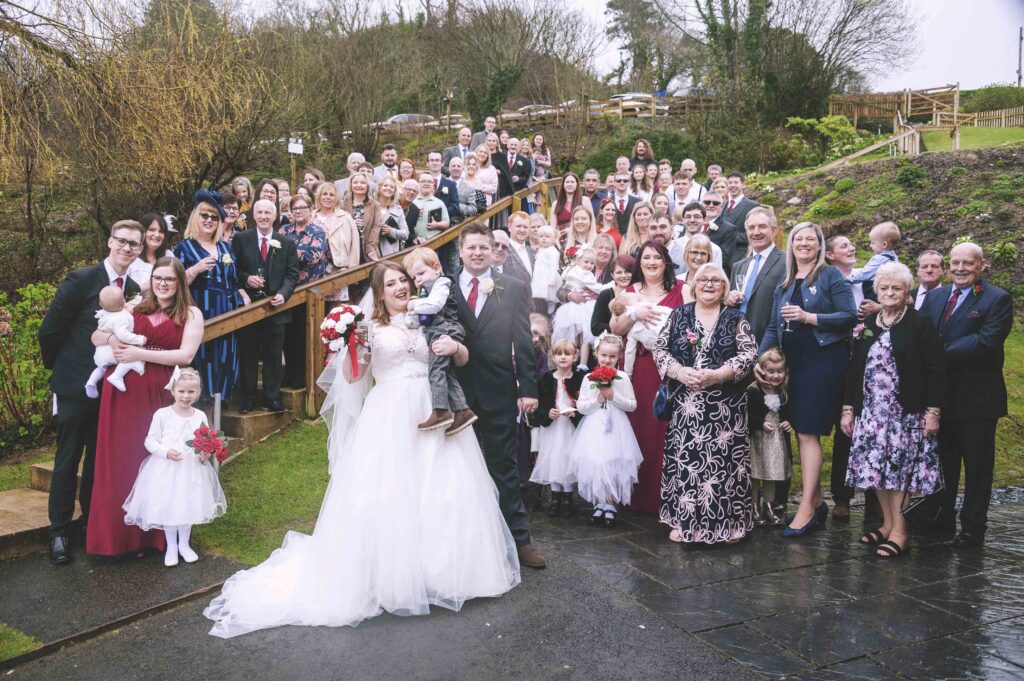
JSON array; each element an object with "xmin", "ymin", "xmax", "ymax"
[
  {"xmin": 669, "ymin": 203, "xmax": 722, "ymax": 275},
  {"xmin": 491, "ymin": 229, "xmax": 511, "ymax": 272},
  {"xmin": 39, "ymin": 220, "xmax": 145, "ymax": 565},
  {"xmin": 701, "ymin": 191, "xmax": 739, "ymax": 277},
  {"xmin": 470, "ymin": 116, "xmax": 497, "ymax": 150},
  {"xmin": 611, "ymin": 172, "xmax": 638, "ymax": 233},
  {"xmin": 281, "ymin": 196, "xmax": 329, "ymax": 389}
]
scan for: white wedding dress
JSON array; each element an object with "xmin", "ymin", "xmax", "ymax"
[{"xmin": 204, "ymin": 316, "xmax": 520, "ymax": 638}]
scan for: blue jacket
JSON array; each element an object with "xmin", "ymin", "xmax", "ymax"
[
  {"xmin": 919, "ymin": 280, "xmax": 1013, "ymax": 420},
  {"xmin": 758, "ymin": 265, "xmax": 857, "ymax": 354}
]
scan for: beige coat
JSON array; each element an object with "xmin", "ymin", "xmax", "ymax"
[{"xmin": 314, "ymin": 208, "xmax": 360, "ymax": 269}]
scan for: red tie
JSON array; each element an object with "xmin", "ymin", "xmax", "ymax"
[
  {"xmin": 260, "ymin": 237, "xmax": 268, "ymax": 260},
  {"xmin": 941, "ymin": 287, "xmax": 961, "ymax": 325},
  {"xmin": 466, "ymin": 277, "xmax": 479, "ymax": 315},
  {"xmin": 509, "ymin": 154, "xmax": 515, "ymax": 168},
  {"xmin": 115, "ymin": 276, "xmax": 124, "ymax": 289},
  {"xmin": 727, "ymin": 199, "xmax": 735, "ymax": 213},
  {"xmin": 618, "ymin": 199, "xmax": 625, "ymax": 212}
]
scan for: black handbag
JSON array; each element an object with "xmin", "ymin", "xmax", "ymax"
[{"xmin": 653, "ymin": 381, "xmax": 683, "ymax": 421}]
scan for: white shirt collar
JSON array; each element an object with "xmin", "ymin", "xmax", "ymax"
[
  {"xmin": 459, "ymin": 269, "xmax": 492, "ymax": 287},
  {"xmin": 729, "ymin": 192, "xmax": 745, "ymax": 204},
  {"xmin": 752, "ymin": 243, "xmax": 775, "ymax": 258},
  {"xmin": 103, "ymin": 258, "xmax": 127, "ymax": 282}
]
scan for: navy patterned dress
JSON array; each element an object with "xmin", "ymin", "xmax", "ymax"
[
  {"xmin": 653, "ymin": 304, "xmax": 757, "ymax": 544},
  {"xmin": 174, "ymin": 238, "xmax": 241, "ymax": 399}
]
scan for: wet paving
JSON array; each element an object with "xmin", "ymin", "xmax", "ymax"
[{"xmin": 530, "ymin": 500, "xmax": 1024, "ymax": 679}]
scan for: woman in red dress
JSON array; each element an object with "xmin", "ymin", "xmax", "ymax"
[
  {"xmin": 87, "ymin": 257, "xmax": 204, "ymax": 556},
  {"xmin": 609, "ymin": 241, "xmax": 685, "ymax": 514}
]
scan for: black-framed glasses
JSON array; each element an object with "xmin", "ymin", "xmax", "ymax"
[
  {"xmin": 151, "ymin": 276, "xmax": 177, "ymax": 285},
  {"xmin": 696, "ymin": 277, "xmax": 724, "ymax": 286},
  {"xmin": 112, "ymin": 236, "xmax": 144, "ymax": 251},
  {"xmin": 292, "ymin": 205, "xmax": 310, "ymax": 212},
  {"xmin": 199, "ymin": 212, "xmax": 220, "ymax": 222}
]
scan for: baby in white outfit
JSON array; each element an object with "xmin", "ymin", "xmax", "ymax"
[
  {"xmin": 610, "ymin": 294, "xmax": 671, "ymax": 376},
  {"xmin": 85, "ymin": 285, "xmax": 147, "ymax": 398}
]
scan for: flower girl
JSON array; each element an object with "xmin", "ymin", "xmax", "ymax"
[
  {"xmin": 529, "ymin": 339, "xmax": 586, "ymax": 517},
  {"xmin": 552, "ymin": 246, "xmax": 607, "ymax": 369},
  {"xmin": 569, "ymin": 334, "xmax": 642, "ymax": 528},
  {"xmin": 530, "ymin": 225, "xmax": 562, "ymax": 316},
  {"xmin": 123, "ymin": 368, "xmax": 227, "ymax": 566},
  {"xmin": 747, "ymin": 349, "xmax": 793, "ymax": 526}
]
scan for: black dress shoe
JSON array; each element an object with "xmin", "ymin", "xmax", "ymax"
[
  {"xmin": 239, "ymin": 404, "xmax": 252, "ymax": 414},
  {"xmin": 51, "ymin": 536, "xmax": 71, "ymax": 565},
  {"xmin": 263, "ymin": 400, "xmax": 285, "ymax": 412},
  {"xmin": 953, "ymin": 531, "xmax": 985, "ymax": 549}
]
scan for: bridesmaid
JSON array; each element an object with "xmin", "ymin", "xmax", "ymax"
[
  {"xmin": 87, "ymin": 257, "xmax": 203, "ymax": 556},
  {"xmin": 608, "ymin": 241, "xmax": 686, "ymax": 513},
  {"xmin": 174, "ymin": 194, "xmax": 243, "ymax": 403}
]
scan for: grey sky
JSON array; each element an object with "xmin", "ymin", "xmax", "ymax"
[{"xmin": 570, "ymin": 0, "xmax": 1024, "ymax": 92}]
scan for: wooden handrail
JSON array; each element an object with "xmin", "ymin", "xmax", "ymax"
[{"xmin": 202, "ymin": 176, "xmax": 564, "ymax": 414}]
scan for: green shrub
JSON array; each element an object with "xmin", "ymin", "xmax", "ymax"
[
  {"xmin": 834, "ymin": 178, "xmax": 857, "ymax": 193},
  {"xmin": 896, "ymin": 164, "xmax": 929, "ymax": 188},
  {"xmin": 946, "ymin": 167, "xmax": 966, "ymax": 178},
  {"xmin": 578, "ymin": 120, "xmax": 698, "ymax": 176},
  {"xmin": 0, "ymin": 283, "xmax": 56, "ymax": 454},
  {"xmin": 811, "ymin": 185, "xmax": 828, "ymax": 197},
  {"xmin": 759, "ymin": 193, "xmax": 781, "ymax": 207},
  {"xmin": 961, "ymin": 84, "xmax": 1024, "ymax": 113},
  {"xmin": 954, "ymin": 199, "xmax": 990, "ymax": 217},
  {"xmin": 991, "ymin": 241, "xmax": 1020, "ymax": 266}
]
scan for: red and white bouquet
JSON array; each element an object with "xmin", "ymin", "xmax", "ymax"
[
  {"xmin": 187, "ymin": 425, "xmax": 229, "ymax": 467},
  {"xmin": 320, "ymin": 305, "xmax": 368, "ymax": 376}
]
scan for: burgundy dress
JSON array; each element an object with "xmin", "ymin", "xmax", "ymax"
[
  {"xmin": 625, "ymin": 281, "xmax": 685, "ymax": 514},
  {"xmin": 87, "ymin": 312, "xmax": 183, "ymax": 555}
]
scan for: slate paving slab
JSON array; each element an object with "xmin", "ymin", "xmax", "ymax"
[
  {"xmin": 787, "ymin": 657, "xmax": 903, "ymax": 680},
  {"xmin": 871, "ymin": 634, "xmax": 1024, "ymax": 680},
  {"xmin": 698, "ymin": 624, "xmax": 812, "ymax": 678}
]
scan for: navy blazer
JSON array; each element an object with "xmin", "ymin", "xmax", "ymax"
[
  {"xmin": 759, "ymin": 265, "xmax": 857, "ymax": 354},
  {"xmin": 435, "ymin": 176, "xmax": 461, "ymax": 221},
  {"xmin": 919, "ymin": 280, "xmax": 1013, "ymax": 420}
]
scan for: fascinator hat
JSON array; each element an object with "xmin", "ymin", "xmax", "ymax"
[{"xmin": 193, "ymin": 187, "xmax": 227, "ymax": 220}]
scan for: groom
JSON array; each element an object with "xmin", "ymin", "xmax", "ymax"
[{"xmin": 433, "ymin": 222, "xmax": 546, "ymax": 569}]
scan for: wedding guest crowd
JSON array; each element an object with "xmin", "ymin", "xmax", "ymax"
[{"xmin": 38, "ymin": 129, "xmax": 1014, "ymax": 568}]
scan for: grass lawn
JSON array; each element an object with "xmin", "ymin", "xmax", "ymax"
[
  {"xmin": 0, "ymin": 623, "xmax": 42, "ymax": 662},
  {"xmin": 192, "ymin": 420, "xmax": 329, "ymax": 566},
  {"xmin": 922, "ymin": 126, "xmax": 1024, "ymax": 152},
  {"xmin": 0, "ymin": 450, "xmax": 53, "ymax": 493}
]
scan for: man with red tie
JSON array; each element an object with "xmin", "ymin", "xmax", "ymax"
[
  {"xmin": 719, "ymin": 172, "xmax": 758, "ymax": 263},
  {"xmin": 610, "ymin": 172, "xmax": 639, "ymax": 234},
  {"xmin": 39, "ymin": 220, "xmax": 145, "ymax": 564},
  {"xmin": 913, "ymin": 243, "xmax": 1013, "ymax": 548}
]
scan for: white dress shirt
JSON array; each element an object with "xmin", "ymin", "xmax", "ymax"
[
  {"xmin": 459, "ymin": 269, "xmax": 492, "ymax": 316},
  {"xmin": 915, "ymin": 284, "xmax": 937, "ymax": 310},
  {"xmin": 509, "ymin": 239, "xmax": 533, "ymax": 276},
  {"xmin": 104, "ymin": 258, "xmax": 130, "ymax": 287}
]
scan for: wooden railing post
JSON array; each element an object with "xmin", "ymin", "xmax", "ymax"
[{"xmin": 305, "ymin": 287, "xmax": 325, "ymax": 417}]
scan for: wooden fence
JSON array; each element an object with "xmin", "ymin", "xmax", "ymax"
[
  {"xmin": 201, "ymin": 177, "xmax": 563, "ymax": 415},
  {"xmin": 493, "ymin": 94, "xmax": 718, "ymax": 128},
  {"xmin": 828, "ymin": 85, "xmax": 960, "ymax": 126},
  {"xmin": 964, "ymin": 106, "xmax": 1024, "ymax": 128}
]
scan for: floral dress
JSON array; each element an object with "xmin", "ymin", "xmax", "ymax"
[
  {"xmin": 281, "ymin": 222, "xmax": 328, "ymax": 284},
  {"xmin": 653, "ymin": 304, "xmax": 757, "ymax": 543},
  {"xmin": 845, "ymin": 331, "xmax": 943, "ymax": 494}
]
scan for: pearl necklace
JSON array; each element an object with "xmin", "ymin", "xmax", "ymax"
[{"xmin": 877, "ymin": 306, "xmax": 906, "ymax": 330}]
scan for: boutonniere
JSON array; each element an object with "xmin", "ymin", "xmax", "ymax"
[
  {"xmin": 852, "ymin": 323, "xmax": 874, "ymax": 340},
  {"xmin": 808, "ymin": 285, "xmax": 817, "ymax": 296},
  {"xmin": 221, "ymin": 253, "xmax": 233, "ymax": 265},
  {"xmin": 972, "ymin": 282, "xmax": 983, "ymax": 296},
  {"xmin": 441, "ymin": 186, "xmax": 449, "ymax": 195},
  {"xmin": 479, "ymin": 276, "xmax": 503, "ymax": 302},
  {"xmin": 708, "ymin": 222, "xmax": 719, "ymax": 232},
  {"xmin": 268, "ymin": 239, "xmax": 281, "ymax": 250}
]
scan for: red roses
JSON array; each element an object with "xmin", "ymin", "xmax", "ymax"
[{"xmin": 187, "ymin": 425, "xmax": 229, "ymax": 466}]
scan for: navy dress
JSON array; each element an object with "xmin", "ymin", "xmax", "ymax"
[
  {"xmin": 174, "ymin": 238, "xmax": 241, "ymax": 399},
  {"xmin": 782, "ymin": 279, "xmax": 848, "ymax": 435}
]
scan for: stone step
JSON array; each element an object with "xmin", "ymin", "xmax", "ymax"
[
  {"xmin": 219, "ymin": 408, "xmax": 296, "ymax": 448},
  {"xmin": 0, "ymin": 488, "xmax": 79, "ymax": 561},
  {"xmin": 28, "ymin": 461, "xmax": 80, "ymax": 494}
]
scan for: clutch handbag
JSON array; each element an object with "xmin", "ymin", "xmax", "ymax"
[{"xmin": 653, "ymin": 381, "xmax": 684, "ymax": 421}]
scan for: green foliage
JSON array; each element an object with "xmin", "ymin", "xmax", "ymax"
[
  {"xmin": 0, "ymin": 624, "xmax": 42, "ymax": 662},
  {"xmin": 896, "ymin": 164, "xmax": 929, "ymax": 188},
  {"xmin": 577, "ymin": 121, "xmax": 698, "ymax": 176},
  {"xmin": 954, "ymin": 200, "xmax": 990, "ymax": 217},
  {"xmin": 961, "ymin": 84, "xmax": 1024, "ymax": 113},
  {"xmin": 786, "ymin": 115, "xmax": 870, "ymax": 161},
  {"xmin": 0, "ymin": 283, "xmax": 56, "ymax": 454},
  {"xmin": 834, "ymin": 178, "xmax": 857, "ymax": 193},
  {"xmin": 946, "ymin": 167, "xmax": 966, "ymax": 178},
  {"xmin": 811, "ymin": 184, "xmax": 827, "ymax": 197},
  {"xmin": 803, "ymin": 191, "xmax": 855, "ymax": 220},
  {"xmin": 954, "ymin": 234, "xmax": 975, "ymax": 246},
  {"xmin": 991, "ymin": 241, "xmax": 1020, "ymax": 266}
]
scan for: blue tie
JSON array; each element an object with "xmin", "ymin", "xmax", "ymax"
[{"xmin": 740, "ymin": 254, "xmax": 762, "ymax": 315}]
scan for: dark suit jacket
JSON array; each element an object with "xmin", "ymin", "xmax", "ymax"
[
  {"xmin": 503, "ymin": 241, "xmax": 535, "ymax": 284},
  {"xmin": 454, "ymin": 269, "xmax": 537, "ymax": 412},
  {"xmin": 233, "ymin": 228, "xmax": 300, "ymax": 325},
  {"xmin": 435, "ymin": 176, "xmax": 461, "ymax": 221},
  {"xmin": 611, "ymin": 194, "xmax": 639, "ymax": 234},
  {"xmin": 470, "ymin": 131, "xmax": 490, "ymax": 150},
  {"xmin": 729, "ymin": 247, "xmax": 785, "ymax": 343},
  {"xmin": 529, "ymin": 368, "xmax": 587, "ymax": 428},
  {"xmin": 719, "ymin": 196, "xmax": 758, "ymax": 258},
  {"xmin": 39, "ymin": 263, "xmax": 141, "ymax": 399},
  {"xmin": 707, "ymin": 220, "xmax": 740, "ymax": 277},
  {"xmin": 844, "ymin": 308, "xmax": 945, "ymax": 415},
  {"xmin": 759, "ymin": 265, "xmax": 857, "ymax": 354},
  {"xmin": 492, "ymin": 153, "xmax": 532, "ymax": 198},
  {"xmin": 442, "ymin": 145, "xmax": 471, "ymax": 173},
  {"xmin": 920, "ymin": 281, "xmax": 1013, "ymax": 420}
]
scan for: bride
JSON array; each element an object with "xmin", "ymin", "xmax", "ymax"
[{"xmin": 205, "ymin": 262, "xmax": 520, "ymax": 638}]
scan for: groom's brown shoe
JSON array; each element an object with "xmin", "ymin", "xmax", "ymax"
[
  {"xmin": 517, "ymin": 543, "xmax": 546, "ymax": 569},
  {"xmin": 445, "ymin": 409, "xmax": 478, "ymax": 436},
  {"xmin": 418, "ymin": 409, "xmax": 454, "ymax": 431}
]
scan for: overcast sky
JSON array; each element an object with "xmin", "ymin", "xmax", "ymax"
[{"xmin": 570, "ymin": 0, "xmax": 1024, "ymax": 92}]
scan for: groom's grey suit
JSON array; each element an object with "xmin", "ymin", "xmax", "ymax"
[{"xmin": 454, "ymin": 268, "xmax": 537, "ymax": 546}]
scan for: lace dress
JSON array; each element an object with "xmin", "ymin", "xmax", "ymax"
[{"xmin": 205, "ymin": 317, "xmax": 520, "ymax": 638}]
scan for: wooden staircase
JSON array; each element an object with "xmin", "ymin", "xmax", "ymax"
[{"xmin": 0, "ymin": 387, "xmax": 312, "ymax": 560}]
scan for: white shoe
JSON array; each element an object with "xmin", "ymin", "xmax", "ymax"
[
  {"xmin": 164, "ymin": 550, "xmax": 179, "ymax": 567},
  {"xmin": 85, "ymin": 384, "xmax": 99, "ymax": 399},
  {"xmin": 178, "ymin": 544, "xmax": 199, "ymax": 563},
  {"xmin": 107, "ymin": 376, "xmax": 126, "ymax": 392}
]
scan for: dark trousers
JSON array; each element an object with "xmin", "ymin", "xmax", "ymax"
[
  {"xmin": 831, "ymin": 424, "xmax": 855, "ymax": 503},
  {"xmin": 240, "ymin": 320, "xmax": 286, "ymax": 405},
  {"xmin": 470, "ymin": 404, "xmax": 530, "ymax": 546},
  {"xmin": 928, "ymin": 418, "xmax": 998, "ymax": 535},
  {"xmin": 49, "ymin": 396, "xmax": 99, "ymax": 537},
  {"xmin": 282, "ymin": 304, "xmax": 307, "ymax": 389}
]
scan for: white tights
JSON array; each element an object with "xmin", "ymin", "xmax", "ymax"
[{"xmin": 163, "ymin": 524, "xmax": 198, "ymax": 566}]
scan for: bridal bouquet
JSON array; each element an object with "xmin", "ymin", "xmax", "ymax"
[
  {"xmin": 187, "ymin": 425, "xmax": 229, "ymax": 467},
  {"xmin": 320, "ymin": 305, "xmax": 368, "ymax": 376}
]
